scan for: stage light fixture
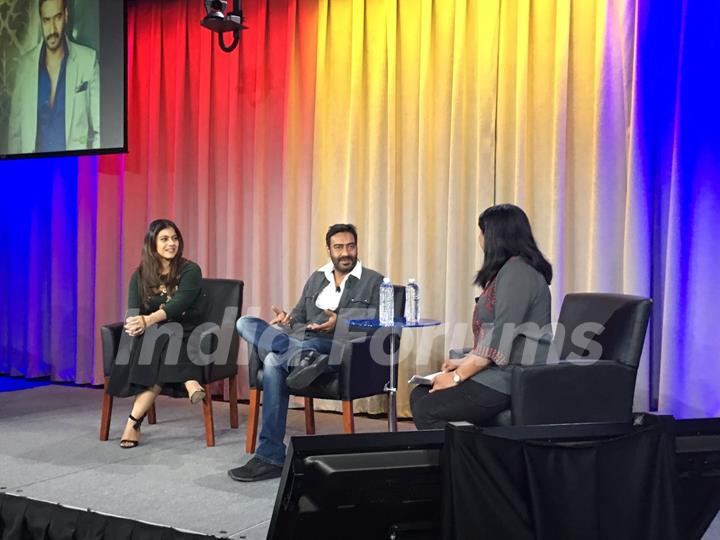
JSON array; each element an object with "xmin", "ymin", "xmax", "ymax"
[{"xmin": 201, "ymin": 0, "xmax": 247, "ymax": 53}]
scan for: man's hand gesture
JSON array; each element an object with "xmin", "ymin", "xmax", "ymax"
[
  {"xmin": 269, "ymin": 305, "xmax": 293, "ymax": 326},
  {"xmin": 306, "ymin": 309, "xmax": 337, "ymax": 333}
]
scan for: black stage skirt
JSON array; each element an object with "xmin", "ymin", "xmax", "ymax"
[{"xmin": 106, "ymin": 320, "xmax": 204, "ymax": 398}]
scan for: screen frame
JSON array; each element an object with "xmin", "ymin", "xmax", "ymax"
[{"xmin": 0, "ymin": 0, "xmax": 128, "ymax": 161}]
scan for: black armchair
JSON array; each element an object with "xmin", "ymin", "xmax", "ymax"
[
  {"xmin": 99, "ymin": 278, "xmax": 243, "ymax": 446},
  {"xmin": 245, "ymin": 286, "xmax": 405, "ymax": 453},
  {"xmin": 451, "ymin": 292, "xmax": 652, "ymax": 426}
]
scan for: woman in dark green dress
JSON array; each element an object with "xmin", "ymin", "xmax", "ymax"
[{"xmin": 107, "ymin": 219, "xmax": 206, "ymax": 448}]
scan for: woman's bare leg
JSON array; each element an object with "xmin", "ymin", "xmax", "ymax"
[{"xmin": 120, "ymin": 385, "xmax": 162, "ymax": 447}]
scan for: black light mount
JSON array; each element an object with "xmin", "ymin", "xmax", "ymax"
[{"xmin": 201, "ymin": 0, "xmax": 248, "ymax": 53}]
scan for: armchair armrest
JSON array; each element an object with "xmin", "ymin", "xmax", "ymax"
[
  {"xmin": 247, "ymin": 343, "xmax": 263, "ymax": 389},
  {"xmin": 510, "ymin": 360, "xmax": 638, "ymax": 425},
  {"xmin": 203, "ymin": 329, "xmax": 239, "ymax": 383},
  {"xmin": 341, "ymin": 331, "xmax": 400, "ymax": 401},
  {"xmin": 100, "ymin": 322, "xmax": 124, "ymax": 377}
]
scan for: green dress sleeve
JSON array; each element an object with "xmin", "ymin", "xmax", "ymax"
[
  {"xmin": 127, "ymin": 270, "xmax": 141, "ymax": 311},
  {"xmin": 162, "ymin": 261, "xmax": 203, "ymax": 320}
]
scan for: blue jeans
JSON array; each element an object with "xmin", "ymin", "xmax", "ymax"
[{"xmin": 236, "ymin": 316, "xmax": 333, "ymax": 465}]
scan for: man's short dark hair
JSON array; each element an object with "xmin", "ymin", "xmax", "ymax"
[
  {"xmin": 39, "ymin": 0, "xmax": 66, "ymax": 14},
  {"xmin": 326, "ymin": 224, "xmax": 358, "ymax": 247}
]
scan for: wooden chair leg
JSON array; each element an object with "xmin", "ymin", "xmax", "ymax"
[
  {"xmin": 304, "ymin": 398, "xmax": 315, "ymax": 435},
  {"xmin": 99, "ymin": 377, "xmax": 113, "ymax": 441},
  {"xmin": 202, "ymin": 384, "xmax": 215, "ymax": 447},
  {"xmin": 147, "ymin": 403, "xmax": 157, "ymax": 424},
  {"xmin": 229, "ymin": 373, "xmax": 239, "ymax": 429},
  {"xmin": 246, "ymin": 388, "xmax": 261, "ymax": 454},
  {"xmin": 342, "ymin": 400, "xmax": 355, "ymax": 434}
]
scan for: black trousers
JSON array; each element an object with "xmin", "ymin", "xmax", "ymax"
[{"xmin": 410, "ymin": 380, "xmax": 510, "ymax": 429}]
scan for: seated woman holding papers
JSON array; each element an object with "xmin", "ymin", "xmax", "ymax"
[{"xmin": 410, "ymin": 204, "xmax": 553, "ymax": 429}]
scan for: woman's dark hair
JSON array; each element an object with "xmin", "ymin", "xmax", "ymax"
[
  {"xmin": 325, "ymin": 223, "xmax": 358, "ymax": 247},
  {"xmin": 137, "ymin": 219, "xmax": 186, "ymax": 306},
  {"xmin": 474, "ymin": 204, "xmax": 552, "ymax": 288}
]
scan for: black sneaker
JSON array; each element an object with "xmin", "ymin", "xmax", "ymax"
[
  {"xmin": 228, "ymin": 456, "xmax": 283, "ymax": 482},
  {"xmin": 286, "ymin": 351, "xmax": 330, "ymax": 390}
]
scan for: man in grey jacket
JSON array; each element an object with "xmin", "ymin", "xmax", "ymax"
[{"xmin": 229, "ymin": 224, "xmax": 384, "ymax": 482}]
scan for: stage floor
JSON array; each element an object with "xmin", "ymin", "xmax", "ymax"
[{"xmin": 0, "ymin": 381, "xmax": 413, "ymax": 539}]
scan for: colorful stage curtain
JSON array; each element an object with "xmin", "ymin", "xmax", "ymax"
[{"xmin": 1, "ymin": 0, "xmax": 718, "ymax": 419}]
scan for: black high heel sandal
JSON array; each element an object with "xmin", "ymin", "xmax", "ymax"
[{"xmin": 120, "ymin": 413, "xmax": 146, "ymax": 449}]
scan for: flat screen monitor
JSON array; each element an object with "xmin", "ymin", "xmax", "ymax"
[
  {"xmin": 0, "ymin": 0, "xmax": 126, "ymax": 159},
  {"xmin": 268, "ymin": 431, "xmax": 446, "ymax": 540}
]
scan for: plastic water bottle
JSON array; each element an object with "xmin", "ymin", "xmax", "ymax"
[
  {"xmin": 404, "ymin": 278, "xmax": 420, "ymax": 325},
  {"xmin": 379, "ymin": 277, "xmax": 394, "ymax": 326}
]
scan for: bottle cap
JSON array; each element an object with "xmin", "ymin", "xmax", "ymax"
[
  {"xmin": 383, "ymin": 277, "xmax": 390, "ymax": 283},
  {"xmin": 408, "ymin": 278, "xmax": 416, "ymax": 283}
]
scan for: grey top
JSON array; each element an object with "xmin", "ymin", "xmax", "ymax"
[
  {"xmin": 470, "ymin": 257, "xmax": 552, "ymax": 395},
  {"xmin": 289, "ymin": 265, "xmax": 384, "ymax": 339}
]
